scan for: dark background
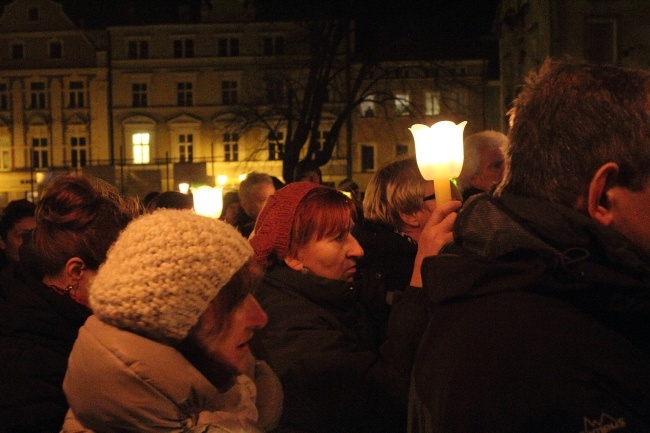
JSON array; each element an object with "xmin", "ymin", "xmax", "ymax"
[{"xmin": 0, "ymin": 0, "xmax": 500, "ymax": 75}]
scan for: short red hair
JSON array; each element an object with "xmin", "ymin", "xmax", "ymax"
[{"xmin": 288, "ymin": 188, "xmax": 356, "ymax": 258}]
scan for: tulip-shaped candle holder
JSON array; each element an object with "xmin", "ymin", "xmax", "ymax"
[
  {"xmin": 192, "ymin": 185, "xmax": 223, "ymax": 218},
  {"xmin": 410, "ymin": 120, "xmax": 467, "ymax": 204}
]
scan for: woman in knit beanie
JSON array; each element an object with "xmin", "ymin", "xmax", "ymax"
[
  {"xmin": 249, "ymin": 182, "xmax": 405, "ymax": 432},
  {"xmin": 62, "ymin": 209, "xmax": 282, "ymax": 433}
]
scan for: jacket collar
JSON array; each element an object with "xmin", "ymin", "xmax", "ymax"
[
  {"xmin": 424, "ymin": 193, "xmax": 649, "ymax": 303},
  {"xmin": 264, "ymin": 264, "xmax": 358, "ymax": 308}
]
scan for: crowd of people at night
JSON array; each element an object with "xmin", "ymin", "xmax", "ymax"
[{"xmin": 0, "ymin": 58, "xmax": 648, "ymax": 432}]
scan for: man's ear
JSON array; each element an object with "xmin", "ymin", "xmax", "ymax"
[
  {"xmin": 587, "ymin": 162, "xmax": 618, "ymax": 227},
  {"xmin": 284, "ymin": 256, "xmax": 304, "ymax": 272},
  {"xmin": 399, "ymin": 211, "xmax": 421, "ymax": 228},
  {"xmin": 64, "ymin": 257, "xmax": 87, "ymax": 282}
]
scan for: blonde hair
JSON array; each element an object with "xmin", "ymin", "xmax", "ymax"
[{"xmin": 362, "ymin": 157, "xmax": 427, "ymax": 230}]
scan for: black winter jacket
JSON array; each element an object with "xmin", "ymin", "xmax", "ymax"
[
  {"xmin": 0, "ymin": 264, "xmax": 91, "ymax": 432},
  {"xmin": 354, "ymin": 220, "xmax": 418, "ymax": 347},
  {"xmin": 409, "ymin": 193, "xmax": 650, "ymax": 433},
  {"xmin": 252, "ymin": 265, "xmax": 406, "ymax": 433}
]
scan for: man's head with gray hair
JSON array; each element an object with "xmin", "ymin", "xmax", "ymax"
[
  {"xmin": 457, "ymin": 130, "xmax": 507, "ymax": 197},
  {"xmin": 239, "ymin": 172, "xmax": 276, "ymax": 220}
]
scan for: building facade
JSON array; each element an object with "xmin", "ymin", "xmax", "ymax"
[
  {"xmin": 494, "ymin": 0, "xmax": 650, "ymax": 128},
  {"xmin": 0, "ymin": 0, "xmax": 495, "ymax": 204},
  {"xmin": 0, "ymin": 0, "xmax": 109, "ymax": 203}
]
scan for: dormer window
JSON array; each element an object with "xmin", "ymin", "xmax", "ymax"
[
  {"xmin": 11, "ymin": 43, "xmax": 24, "ymax": 60},
  {"xmin": 49, "ymin": 41, "xmax": 62, "ymax": 59}
]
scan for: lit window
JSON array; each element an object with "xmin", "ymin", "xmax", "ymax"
[
  {"xmin": 0, "ymin": 136, "xmax": 11, "ymax": 171},
  {"xmin": 394, "ymin": 94, "xmax": 410, "ymax": 116},
  {"xmin": 132, "ymin": 133, "xmax": 150, "ymax": 164},
  {"xmin": 425, "ymin": 91, "xmax": 441, "ymax": 116},
  {"xmin": 360, "ymin": 94, "xmax": 376, "ymax": 118},
  {"xmin": 448, "ymin": 89, "xmax": 468, "ymax": 114},
  {"xmin": 224, "ymin": 132, "xmax": 239, "ymax": 162},
  {"xmin": 178, "ymin": 134, "xmax": 193, "ymax": 163},
  {"xmin": 268, "ymin": 131, "xmax": 284, "ymax": 161},
  {"xmin": 315, "ymin": 130, "xmax": 329, "ymax": 153}
]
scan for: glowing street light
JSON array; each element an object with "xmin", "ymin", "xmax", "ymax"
[
  {"xmin": 410, "ymin": 120, "xmax": 466, "ymax": 204},
  {"xmin": 178, "ymin": 182, "xmax": 190, "ymax": 194},
  {"xmin": 216, "ymin": 174, "xmax": 228, "ymax": 186}
]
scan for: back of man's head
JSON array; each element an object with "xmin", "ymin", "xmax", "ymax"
[
  {"xmin": 496, "ymin": 58, "xmax": 650, "ymax": 207},
  {"xmin": 293, "ymin": 161, "xmax": 322, "ymax": 184}
]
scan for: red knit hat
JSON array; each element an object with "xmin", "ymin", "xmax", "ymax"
[{"xmin": 250, "ymin": 181, "xmax": 322, "ymax": 267}]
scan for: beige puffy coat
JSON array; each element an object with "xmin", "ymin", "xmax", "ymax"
[{"xmin": 62, "ymin": 316, "xmax": 282, "ymax": 433}]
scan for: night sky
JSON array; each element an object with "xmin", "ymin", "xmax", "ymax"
[{"xmin": 0, "ymin": 0, "xmax": 500, "ymax": 74}]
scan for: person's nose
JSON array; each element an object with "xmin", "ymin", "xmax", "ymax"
[
  {"xmin": 347, "ymin": 234, "xmax": 364, "ymax": 260},
  {"xmin": 245, "ymin": 294, "xmax": 268, "ymax": 329}
]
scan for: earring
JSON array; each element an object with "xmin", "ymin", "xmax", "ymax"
[
  {"xmin": 64, "ymin": 284, "xmax": 74, "ymax": 293},
  {"xmin": 300, "ymin": 267, "xmax": 310, "ymax": 275}
]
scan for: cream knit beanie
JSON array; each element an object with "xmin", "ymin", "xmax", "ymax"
[{"xmin": 89, "ymin": 209, "xmax": 253, "ymax": 343}]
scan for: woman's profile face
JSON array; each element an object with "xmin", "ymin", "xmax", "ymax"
[
  {"xmin": 288, "ymin": 223, "xmax": 364, "ymax": 281},
  {"xmin": 208, "ymin": 294, "xmax": 268, "ymax": 373}
]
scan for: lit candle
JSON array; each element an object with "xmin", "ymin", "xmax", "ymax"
[{"xmin": 410, "ymin": 120, "xmax": 466, "ymax": 204}]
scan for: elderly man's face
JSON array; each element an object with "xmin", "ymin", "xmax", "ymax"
[
  {"xmin": 241, "ymin": 183, "xmax": 275, "ymax": 220},
  {"xmin": 470, "ymin": 146, "xmax": 505, "ymax": 192}
]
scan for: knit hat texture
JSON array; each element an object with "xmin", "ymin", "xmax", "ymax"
[
  {"xmin": 250, "ymin": 181, "xmax": 321, "ymax": 267},
  {"xmin": 89, "ymin": 209, "xmax": 253, "ymax": 343}
]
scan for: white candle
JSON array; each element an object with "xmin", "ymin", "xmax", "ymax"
[{"xmin": 410, "ymin": 121, "xmax": 466, "ymax": 204}]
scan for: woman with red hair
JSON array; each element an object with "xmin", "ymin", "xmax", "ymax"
[{"xmin": 250, "ymin": 182, "xmax": 405, "ymax": 433}]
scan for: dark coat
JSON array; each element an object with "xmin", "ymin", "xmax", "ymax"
[
  {"xmin": 234, "ymin": 208, "xmax": 256, "ymax": 239},
  {"xmin": 0, "ymin": 264, "xmax": 91, "ymax": 432},
  {"xmin": 410, "ymin": 193, "xmax": 650, "ymax": 432},
  {"xmin": 353, "ymin": 220, "xmax": 417, "ymax": 347},
  {"xmin": 252, "ymin": 265, "xmax": 406, "ymax": 433}
]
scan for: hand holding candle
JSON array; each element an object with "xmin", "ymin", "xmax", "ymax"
[{"xmin": 410, "ymin": 120, "xmax": 467, "ymax": 204}]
